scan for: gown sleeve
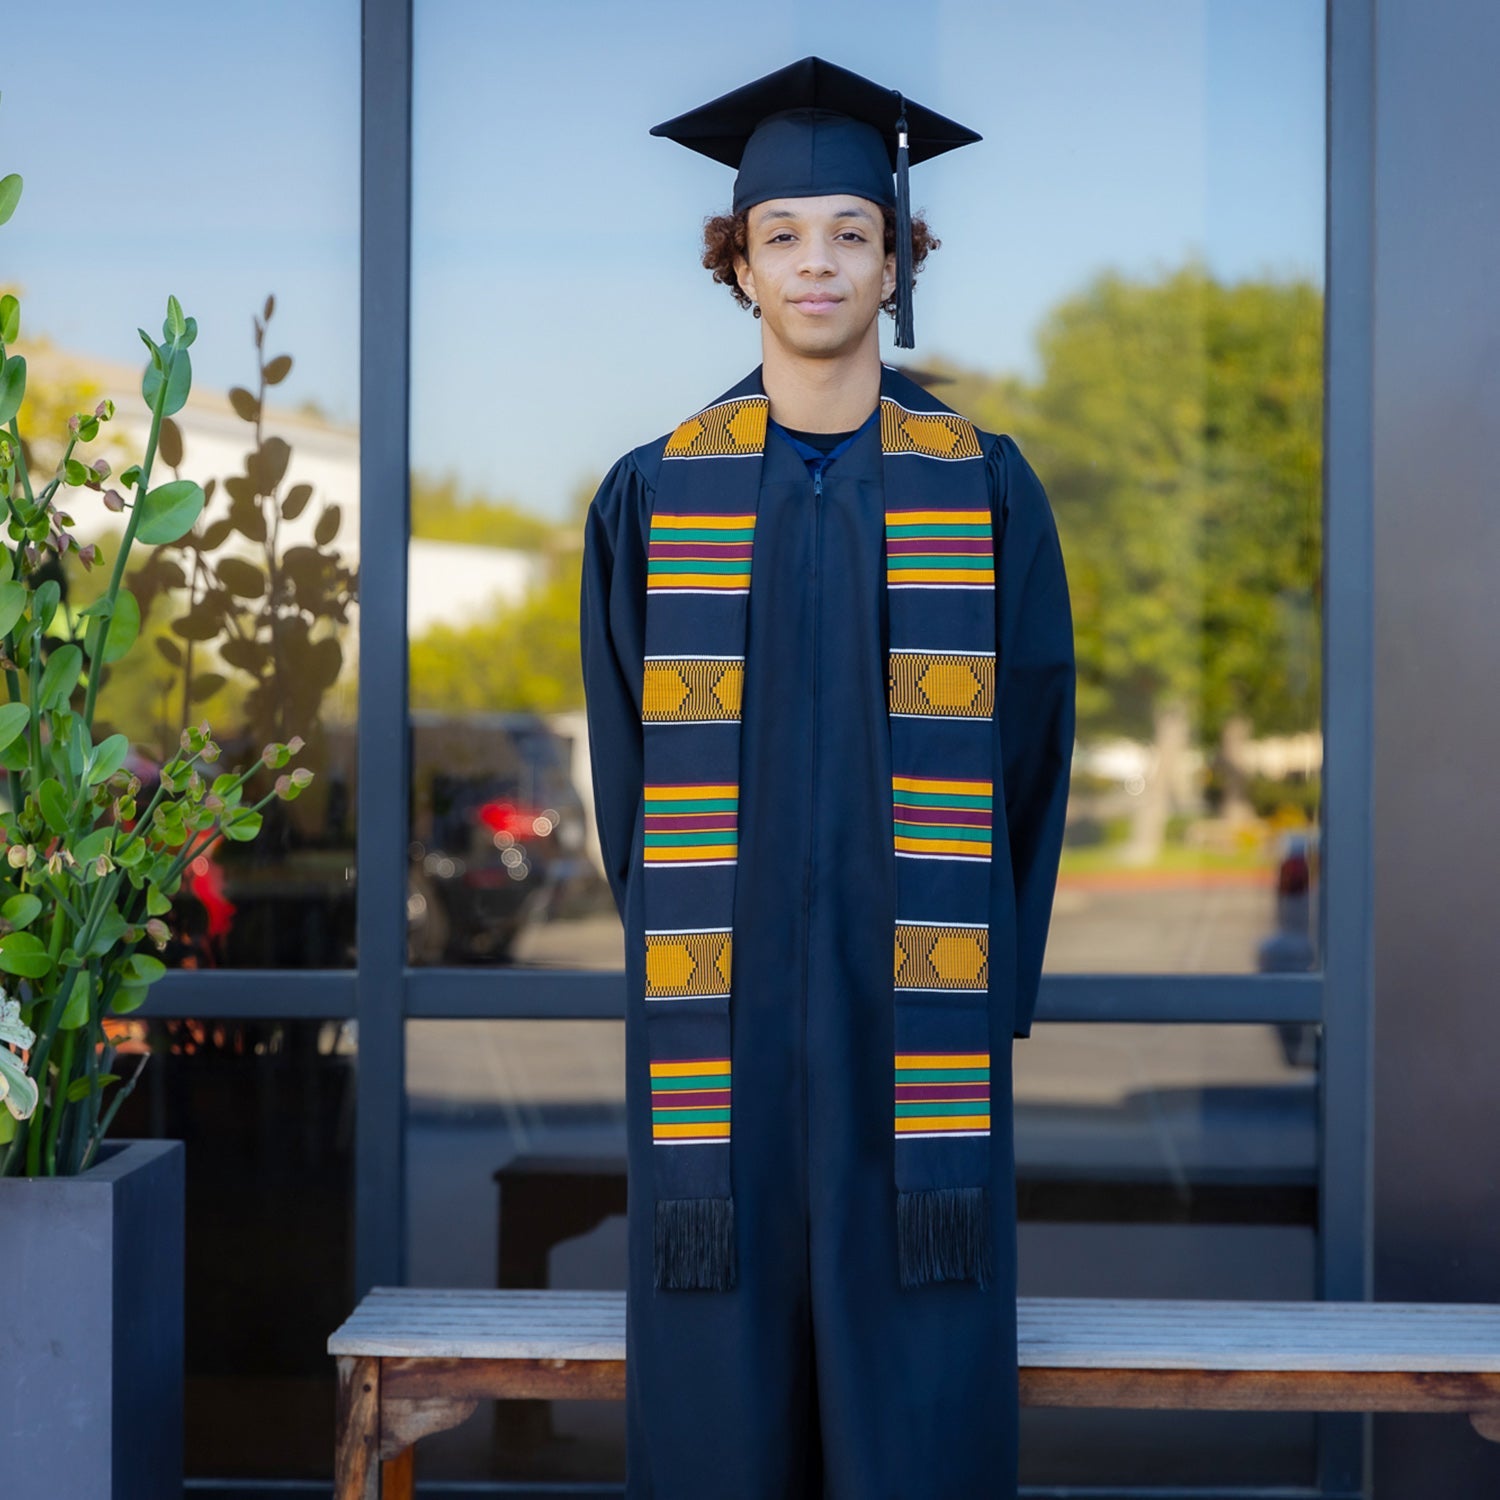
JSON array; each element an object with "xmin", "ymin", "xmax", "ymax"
[
  {"xmin": 991, "ymin": 434, "xmax": 1077, "ymax": 1039},
  {"xmin": 579, "ymin": 450, "xmax": 651, "ymax": 922}
]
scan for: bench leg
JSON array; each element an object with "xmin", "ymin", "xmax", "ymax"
[
  {"xmin": 381, "ymin": 1445, "xmax": 415, "ymax": 1499},
  {"xmin": 335, "ymin": 1356, "xmax": 381, "ymax": 1500}
]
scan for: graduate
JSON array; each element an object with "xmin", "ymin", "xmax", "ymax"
[{"xmin": 579, "ymin": 55, "xmax": 1076, "ymax": 1499}]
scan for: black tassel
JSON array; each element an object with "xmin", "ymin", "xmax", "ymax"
[
  {"xmin": 897, "ymin": 1187, "xmax": 993, "ymax": 1289},
  {"xmin": 893, "ymin": 96, "xmax": 915, "ymax": 350},
  {"xmin": 654, "ymin": 1195, "xmax": 737, "ymax": 1291}
]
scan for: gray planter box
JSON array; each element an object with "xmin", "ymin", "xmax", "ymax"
[{"xmin": 0, "ymin": 1137, "xmax": 184, "ymax": 1500}]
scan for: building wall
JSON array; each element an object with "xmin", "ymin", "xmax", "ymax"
[{"xmin": 1372, "ymin": 0, "xmax": 1500, "ymax": 1492}]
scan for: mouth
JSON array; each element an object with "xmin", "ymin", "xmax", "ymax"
[{"xmin": 792, "ymin": 295, "xmax": 843, "ymax": 314}]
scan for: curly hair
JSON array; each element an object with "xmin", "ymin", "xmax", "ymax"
[{"xmin": 701, "ymin": 205, "xmax": 940, "ymax": 319}]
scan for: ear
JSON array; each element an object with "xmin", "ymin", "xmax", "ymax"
[
  {"xmin": 735, "ymin": 246, "xmax": 758, "ymax": 306},
  {"xmin": 882, "ymin": 247, "xmax": 896, "ymax": 305}
]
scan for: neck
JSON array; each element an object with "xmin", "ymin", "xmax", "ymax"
[{"xmin": 759, "ymin": 322, "xmax": 882, "ymax": 432}]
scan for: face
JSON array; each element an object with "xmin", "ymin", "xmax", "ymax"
[{"xmin": 734, "ymin": 194, "xmax": 896, "ymax": 360}]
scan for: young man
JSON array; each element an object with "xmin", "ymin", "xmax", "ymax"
[{"xmin": 580, "ymin": 56, "xmax": 1075, "ymax": 1500}]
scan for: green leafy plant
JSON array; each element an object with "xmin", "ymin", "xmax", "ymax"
[{"xmin": 0, "ymin": 130, "xmax": 314, "ymax": 1178}]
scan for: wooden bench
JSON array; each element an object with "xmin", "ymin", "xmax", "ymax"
[{"xmin": 329, "ymin": 1288, "xmax": 1500, "ymax": 1498}]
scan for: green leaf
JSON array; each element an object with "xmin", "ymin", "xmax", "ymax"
[
  {"xmin": 126, "ymin": 952, "xmax": 166, "ymax": 984},
  {"xmin": 31, "ymin": 578, "xmax": 60, "ymax": 632},
  {"xmin": 141, "ymin": 345, "xmax": 192, "ymax": 417},
  {"xmin": 37, "ymin": 778, "xmax": 69, "ymax": 835},
  {"xmin": 0, "ymin": 930, "xmax": 52, "ymax": 978},
  {"xmin": 73, "ymin": 827, "xmax": 112, "ymax": 865},
  {"xmin": 58, "ymin": 971, "xmax": 90, "ymax": 1030},
  {"xmin": 0, "ymin": 1047, "xmax": 38, "ymax": 1121},
  {"xmin": 37, "ymin": 642, "xmax": 82, "ymax": 711},
  {"xmin": 0, "ymin": 173, "xmax": 22, "ymax": 228},
  {"xmin": 0, "ymin": 292, "xmax": 19, "ymax": 345},
  {"xmin": 85, "ymin": 588, "xmax": 140, "ymax": 665},
  {"xmin": 0, "ymin": 579, "xmax": 26, "ymax": 638},
  {"xmin": 87, "ymin": 732, "xmax": 130, "ymax": 786},
  {"xmin": 221, "ymin": 808, "xmax": 263, "ymax": 842},
  {"xmin": 0, "ymin": 701, "xmax": 30, "ymax": 752},
  {"xmin": 114, "ymin": 837, "xmax": 147, "ymax": 869},
  {"xmin": 0, "ymin": 736, "xmax": 28, "ymax": 773},
  {"xmin": 110, "ymin": 983, "xmax": 149, "ymax": 1016},
  {"xmin": 85, "ymin": 903, "xmax": 127, "ymax": 957},
  {"xmin": 136, "ymin": 480, "xmax": 205, "ymax": 545},
  {"xmin": 0, "ymin": 354, "xmax": 25, "ymax": 428},
  {"xmin": 66, "ymin": 1073, "xmax": 120, "ymax": 1103},
  {"xmin": 0, "ymin": 1108, "xmax": 16, "ymax": 1141},
  {"xmin": 2, "ymin": 893, "xmax": 42, "ymax": 929},
  {"xmin": 145, "ymin": 884, "xmax": 172, "ymax": 915}
]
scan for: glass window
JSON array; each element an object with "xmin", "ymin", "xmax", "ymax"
[
  {"xmin": 409, "ymin": 0, "xmax": 1325, "ymax": 977},
  {"xmin": 109, "ymin": 1017, "xmax": 356, "ymax": 1483},
  {"xmin": 5, "ymin": 1, "xmax": 361, "ymax": 968},
  {"xmin": 406, "ymin": 1019, "xmax": 626, "ymax": 1483}
]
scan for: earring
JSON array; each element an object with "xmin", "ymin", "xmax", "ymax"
[{"xmin": 751, "ymin": 302, "xmax": 761, "ymax": 319}]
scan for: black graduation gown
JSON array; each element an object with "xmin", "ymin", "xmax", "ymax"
[{"xmin": 580, "ymin": 402, "xmax": 1075, "ymax": 1500}]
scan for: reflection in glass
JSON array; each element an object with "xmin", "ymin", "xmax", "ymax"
[
  {"xmin": 405, "ymin": 1020, "xmax": 626, "ymax": 1482},
  {"xmin": 108, "ymin": 1016, "xmax": 356, "ymax": 1482},
  {"xmin": 6, "ymin": 3, "xmax": 360, "ymax": 968},
  {"xmin": 1016, "ymin": 1021, "xmax": 1319, "ymax": 1487},
  {"xmin": 409, "ymin": 1, "xmax": 1326, "ymax": 977}
]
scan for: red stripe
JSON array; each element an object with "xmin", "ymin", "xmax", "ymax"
[
  {"xmin": 652, "ymin": 1089, "xmax": 732, "ymax": 1107},
  {"xmin": 896, "ymin": 1084, "xmax": 991, "ymax": 1102},
  {"xmin": 885, "ymin": 538, "xmax": 991, "ymax": 554}
]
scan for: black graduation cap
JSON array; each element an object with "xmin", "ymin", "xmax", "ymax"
[{"xmin": 650, "ymin": 57, "xmax": 981, "ymax": 349}]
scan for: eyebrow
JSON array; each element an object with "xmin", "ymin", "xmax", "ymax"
[{"xmin": 755, "ymin": 205, "xmax": 878, "ymax": 225}]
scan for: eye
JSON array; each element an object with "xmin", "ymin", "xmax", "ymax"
[{"xmin": 767, "ymin": 231, "xmax": 795, "ymax": 244}]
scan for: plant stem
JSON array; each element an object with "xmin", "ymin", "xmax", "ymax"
[
  {"xmin": 41, "ymin": 1026, "xmax": 73, "ymax": 1175},
  {"xmin": 80, "ymin": 348, "xmax": 175, "ymax": 728}
]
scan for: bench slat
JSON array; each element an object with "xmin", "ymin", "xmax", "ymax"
[{"xmin": 328, "ymin": 1290, "xmax": 1500, "ymax": 1371}]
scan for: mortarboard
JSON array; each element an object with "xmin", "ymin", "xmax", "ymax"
[{"xmin": 650, "ymin": 56, "xmax": 981, "ymax": 349}]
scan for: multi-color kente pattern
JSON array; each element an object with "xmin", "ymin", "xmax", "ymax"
[
  {"xmin": 884, "ymin": 507, "xmax": 995, "ymax": 588},
  {"xmin": 888, "ymin": 650, "xmax": 995, "ymax": 717},
  {"xmin": 647, "ymin": 512, "xmax": 755, "ymax": 594},
  {"xmin": 894, "ymin": 921, "xmax": 989, "ymax": 991},
  {"xmin": 651, "ymin": 1057, "xmax": 732, "ymax": 1144},
  {"xmin": 879, "ymin": 402, "xmax": 984, "ymax": 460},
  {"xmin": 894, "ymin": 1052, "xmax": 991, "ymax": 1139},
  {"xmin": 643, "ymin": 782, "xmax": 738, "ymax": 866},
  {"xmin": 645, "ymin": 928, "xmax": 733, "ymax": 1000},
  {"xmin": 891, "ymin": 774, "xmax": 993, "ymax": 859}
]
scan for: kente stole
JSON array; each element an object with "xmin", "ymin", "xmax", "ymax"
[{"xmin": 644, "ymin": 363, "xmax": 995, "ymax": 1293}]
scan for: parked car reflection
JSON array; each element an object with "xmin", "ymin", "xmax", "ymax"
[{"xmin": 408, "ymin": 712, "xmax": 589, "ymax": 964}]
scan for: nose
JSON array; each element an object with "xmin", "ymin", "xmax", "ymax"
[{"xmin": 796, "ymin": 235, "xmax": 838, "ymax": 276}]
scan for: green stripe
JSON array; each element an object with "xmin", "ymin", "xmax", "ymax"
[
  {"xmin": 892, "ymin": 791, "xmax": 991, "ymax": 809},
  {"xmin": 886, "ymin": 523, "xmax": 990, "ymax": 537},
  {"xmin": 897, "ymin": 1068, "xmax": 990, "ymax": 1083},
  {"xmin": 895, "ymin": 1100, "xmax": 991, "ymax": 1117},
  {"xmin": 650, "ymin": 526, "xmax": 756, "ymax": 541},
  {"xmin": 645, "ymin": 831, "xmax": 737, "ymax": 846},
  {"xmin": 886, "ymin": 555, "xmax": 993, "ymax": 569},
  {"xmin": 644, "ymin": 797, "xmax": 738, "ymax": 811},
  {"xmin": 648, "ymin": 558, "xmax": 751, "ymax": 574},
  {"xmin": 652, "ymin": 1108, "xmax": 732, "ymax": 1123},
  {"xmin": 652, "ymin": 1076, "xmax": 731, "ymax": 1091},
  {"xmin": 894, "ymin": 822, "xmax": 990, "ymax": 842}
]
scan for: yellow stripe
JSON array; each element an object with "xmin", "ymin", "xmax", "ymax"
[
  {"xmin": 649, "ymin": 573, "xmax": 750, "ymax": 588},
  {"xmin": 653, "ymin": 1121, "xmax": 732, "ymax": 1138},
  {"xmin": 651, "ymin": 1060, "xmax": 731, "ymax": 1077},
  {"xmin": 892, "ymin": 775, "xmax": 992, "ymax": 793},
  {"xmin": 895, "ymin": 836, "xmax": 992, "ymax": 855},
  {"xmin": 888, "ymin": 569, "xmax": 994, "ymax": 582},
  {"xmin": 884, "ymin": 510, "xmax": 990, "ymax": 522},
  {"xmin": 645, "ymin": 784, "xmax": 738, "ymax": 799},
  {"xmin": 652, "ymin": 514, "xmax": 756, "ymax": 529},
  {"xmin": 897, "ymin": 1053, "xmax": 990, "ymax": 1067},
  {"xmin": 645, "ymin": 844, "xmax": 738, "ymax": 861},
  {"xmin": 895, "ymin": 1116, "xmax": 990, "ymax": 1132}
]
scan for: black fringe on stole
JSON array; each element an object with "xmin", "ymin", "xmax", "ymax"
[
  {"xmin": 897, "ymin": 1186, "xmax": 993, "ymax": 1289},
  {"xmin": 654, "ymin": 1195, "xmax": 737, "ymax": 1291}
]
